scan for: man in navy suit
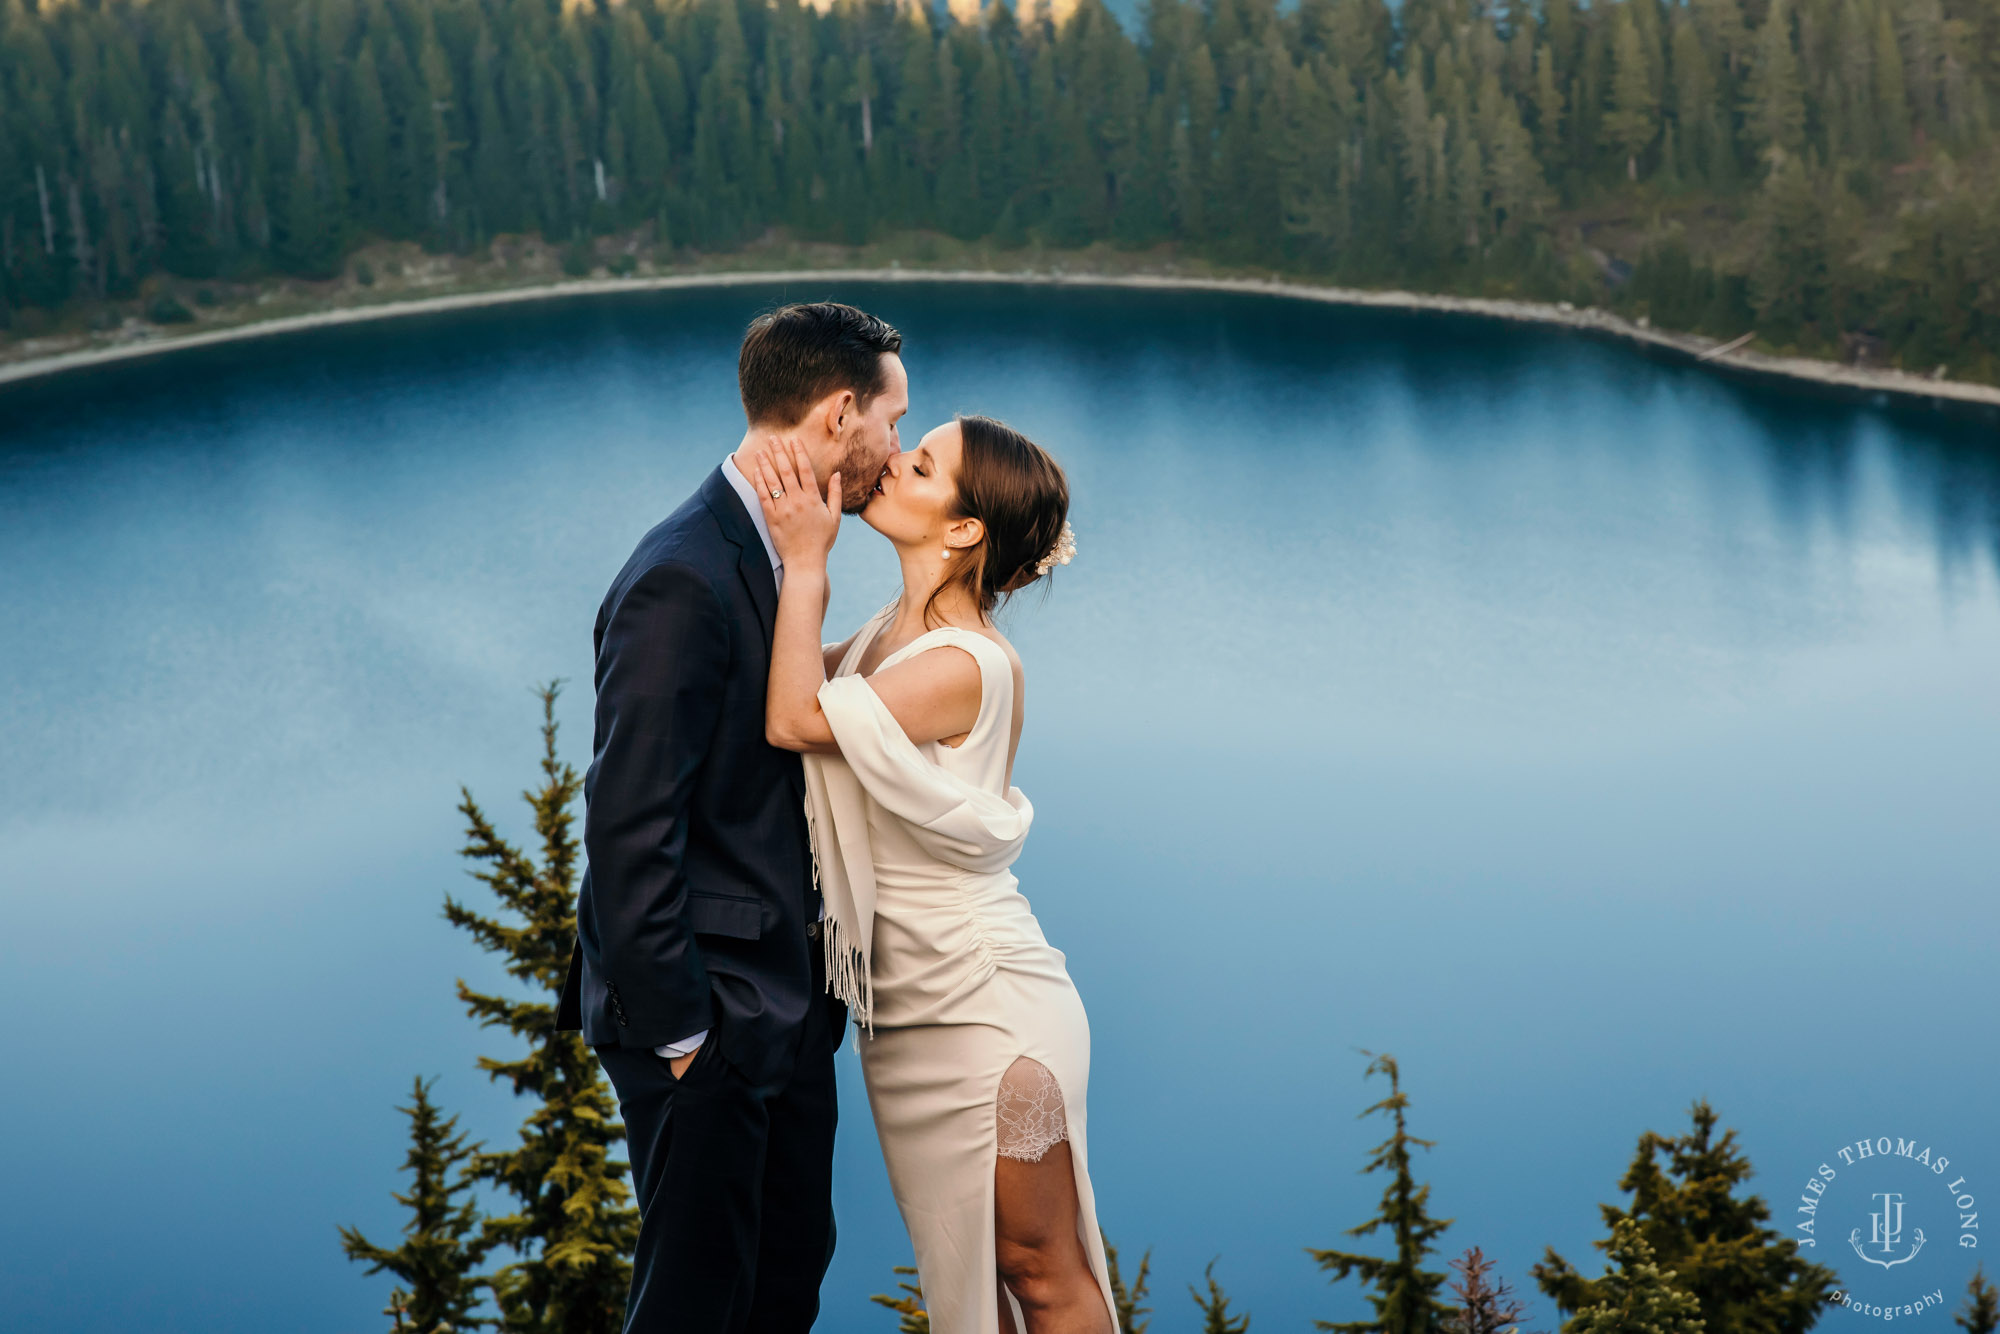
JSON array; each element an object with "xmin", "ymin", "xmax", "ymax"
[{"xmin": 556, "ymin": 302, "xmax": 909, "ymax": 1332}]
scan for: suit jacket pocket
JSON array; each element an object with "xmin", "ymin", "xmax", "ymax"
[{"xmin": 686, "ymin": 892, "xmax": 762, "ymax": 940}]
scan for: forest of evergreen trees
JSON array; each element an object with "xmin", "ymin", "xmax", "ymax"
[{"xmin": 4, "ymin": 0, "xmax": 2000, "ymax": 376}]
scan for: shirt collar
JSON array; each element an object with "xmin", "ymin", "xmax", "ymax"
[{"xmin": 721, "ymin": 452, "xmax": 781, "ymax": 572}]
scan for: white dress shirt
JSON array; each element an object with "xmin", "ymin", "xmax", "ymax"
[{"xmin": 655, "ymin": 453, "xmax": 808, "ymax": 1060}]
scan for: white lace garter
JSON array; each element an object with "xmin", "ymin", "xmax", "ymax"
[{"xmin": 996, "ymin": 1057, "xmax": 1070, "ymax": 1163}]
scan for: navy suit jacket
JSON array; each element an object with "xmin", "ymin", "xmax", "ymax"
[{"xmin": 557, "ymin": 466, "xmax": 843, "ymax": 1086}]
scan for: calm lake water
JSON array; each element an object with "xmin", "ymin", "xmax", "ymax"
[{"xmin": 3, "ymin": 282, "xmax": 1996, "ymax": 1334}]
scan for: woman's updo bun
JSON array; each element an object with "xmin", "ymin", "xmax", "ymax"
[{"xmin": 925, "ymin": 414, "xmax": 1070, "ymax": 626}]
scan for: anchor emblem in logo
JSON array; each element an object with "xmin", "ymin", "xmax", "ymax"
[{"xmin": 1849, "ymin": 1191, "xmax": 1926, "ymax": 1269}]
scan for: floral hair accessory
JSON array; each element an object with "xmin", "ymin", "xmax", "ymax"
[{"xmin": 1034, "ymin": 521, "xmax": 1077, "ymax": 577}]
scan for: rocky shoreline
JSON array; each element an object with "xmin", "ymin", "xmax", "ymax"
[{"xmin": 4, "ymin": 266, "xmax": 1998, "ymax": 415}]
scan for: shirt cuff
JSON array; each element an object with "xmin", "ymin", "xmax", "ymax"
[{"xmin": 654, "ymin": 1029, "xmax": 709, "ymax": 1058}]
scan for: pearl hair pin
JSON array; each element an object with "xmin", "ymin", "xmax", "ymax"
[{"xmin": 1034, "ymin": 521, "xmax": 1077, "ymax": 577}]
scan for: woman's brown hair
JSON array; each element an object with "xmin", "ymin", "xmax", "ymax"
[{"xmin": 924, "ymin": 414, "xmax": 1070, "ymax": 628}]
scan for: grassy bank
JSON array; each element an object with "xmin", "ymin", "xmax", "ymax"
[{"xmin": 5, "ymin": 230, "xmax": 1998, "ymax": 415}]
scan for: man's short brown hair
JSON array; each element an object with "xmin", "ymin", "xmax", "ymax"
[{"xmin": 737, "ymin": 302, "xmax": 904, "ymax": 427}]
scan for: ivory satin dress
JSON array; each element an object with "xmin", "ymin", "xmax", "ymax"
[{"xmin": 802, "ymin": 607, "xmax": 1117, "ymax": 1334}]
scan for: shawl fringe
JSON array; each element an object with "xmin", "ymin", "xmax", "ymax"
[{"xmin": 804, "ymin": 786, "xmax": 873, "ymax": 1032}]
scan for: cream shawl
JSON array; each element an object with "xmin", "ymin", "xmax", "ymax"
[{"xmin": 801, "ymin": 620, "xmax": 1034, "ymax": 1031}]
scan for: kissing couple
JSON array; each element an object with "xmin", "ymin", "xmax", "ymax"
[{"xmin": 556, "ymin": 301, "xmax": 1113, "ymax": 1334}]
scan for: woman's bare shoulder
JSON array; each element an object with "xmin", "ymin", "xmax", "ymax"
[
  {"xmin": 950, "ymin": 620, "xmax": 1021, "ymax": 670},
  {"xmin": 974, "ymin": 626, "xmax": 1026, "ymax": 698},
  {"xmin": 909, "ymin": 620, "xmax": 1023, "ymax": 703}
]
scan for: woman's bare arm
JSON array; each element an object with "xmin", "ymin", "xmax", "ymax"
[{"xmin": 770, "ymin": 641, "xmax": 983, "ymax": 755}]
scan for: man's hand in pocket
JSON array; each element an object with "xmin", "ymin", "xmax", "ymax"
[{"xmin": 669, "ymin": 1046, "xmax": 699, "ymax": 1079}]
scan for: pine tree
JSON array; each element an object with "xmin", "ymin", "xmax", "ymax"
[
  {"xmin": 505, "ymin": 30, "xmax": 568, "ymax": 237},
  {"xmin": 1958, "ymin": 1269, "xmax": 1999, "ymax": 1334},
  {"xmin": 1532, "ymin": 1101, "xmax": 1837, "ymax": 1334},
  {"xmin": 1742, "ymin": 0, "xmax": 1806, "ymax": 168},
  {"xmin": 447, "ymin": 683, "xmax": 639, "ymax": 1334},
  {"xmin": 1311, "ymin": 1052, "xmax": 1457, "ymax": 1334},
  {"xmin": 1531, "ymin": 45, "xmax": 1567, "ymax": 161},
  {"xmin": 1175, "ymin": 43, "xmax": 1220, "ymax": 242},
  {"xmin": 1565, "ymin": 1219, "xmax": 1706, "ymax": 1334},
  {"xmin": 1447, "ymin": 1247, "xmax": 1532, "ymax": 1334},
  {"xmin": 1278, "ymin": 57, "xmax": 1348, "ymax": 261},
  {"xmin": 278, "ymin": 111, "xmax": 343, "ymax": 277},
  {"xmin": 1192, "ymin": 1258, "xmax": 1252, "ymax": 1333},
  {"xmin": 469, "ymin": 22, "xmax": 523, "ymax": 237},
  {"xmin": 1870, "ymin": 0, "xmax": 1910, "ymax": 159},
  {"xmin": 1689, "ymin": 0, "xmax": 1748, "ymax": 84},
  {"xmin": 412, "ymin": 6, "xmax": 463, "ymax": 242},
  {"xmin": 871, "ymin": 1264, "xmax": 931, "ymax": 1333},
  {"xmin": 346, "ymin": 40, "xmax": 396, "ymax": 231},
  {"xmin": 1668, "ymin": 15, "xmax": 1716, "ymax": 187},
  {"xmin": 1104, "ymin": 1233, "xmax": 1154, "ymax": 1334},
  {"xmin": 1742, "ymin": 147, "xmax": 1831, "ymax": 343},
  {"xmin": 961, "ymin": 37, "xmax": 1011, "ymax": 234},
  {"xmin": 1602, "ymin": 6, "xmax": 1657, "ymax": 180},
  {"xmin": 1479, "ymin": 69, "xmax": 1550, "ymax": 236},
  {"xmin": 338, "ymin": 1076, "xmax": 492, "ymax": 1334}
]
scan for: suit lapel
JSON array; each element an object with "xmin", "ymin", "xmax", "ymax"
[
  {"xmin": 738, "ymin": 544, "xmax": 778, "ymax": 648},
  {"xmin": 700, "ymin": 466, "xmax": 778, "ymax": 650},
  {"xmin": 700, "ymin": 467, "xmax": 800, "ymax": 798}
]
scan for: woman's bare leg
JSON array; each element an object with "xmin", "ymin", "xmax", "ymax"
[{"xmin": 993, "ymin": 1058, "xmax": 1113, "ymax": 1334}]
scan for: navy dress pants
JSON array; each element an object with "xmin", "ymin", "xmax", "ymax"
[{"xmin": 595, "ymin": 949, "xmax": 840, "ymax": 1334}]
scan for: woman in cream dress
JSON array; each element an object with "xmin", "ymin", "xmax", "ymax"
[{"xmin": 754, "ymin": 418, "xmax": 1113, "ymax": 1334}]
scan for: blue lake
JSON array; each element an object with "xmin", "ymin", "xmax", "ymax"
[{"xmin": 2, "ymin": 281, "xmax": 1996, "ymax": 1333}]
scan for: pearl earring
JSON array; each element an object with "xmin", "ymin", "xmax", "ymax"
[{"xmin": 942, "ymin": 548, "xmax": 952, "ymax": 559}]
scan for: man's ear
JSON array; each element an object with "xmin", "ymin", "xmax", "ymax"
[{"xmin": 822, "ymin": 389, "xmax": 855, "ymax": 440}]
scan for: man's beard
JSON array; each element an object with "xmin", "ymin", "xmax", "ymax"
[{"xmin": 836, "ymin": 437, "xmax": 879, "ymax": 514}]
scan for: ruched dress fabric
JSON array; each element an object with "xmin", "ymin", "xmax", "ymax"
[{"xmin": 810, "ymin": 609, "xmax": 1116, "ymax": 1334}]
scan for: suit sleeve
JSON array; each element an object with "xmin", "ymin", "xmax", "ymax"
[{"xmin": 582, "ymin": 560, "xmax": 729, "ymax": 1049}]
